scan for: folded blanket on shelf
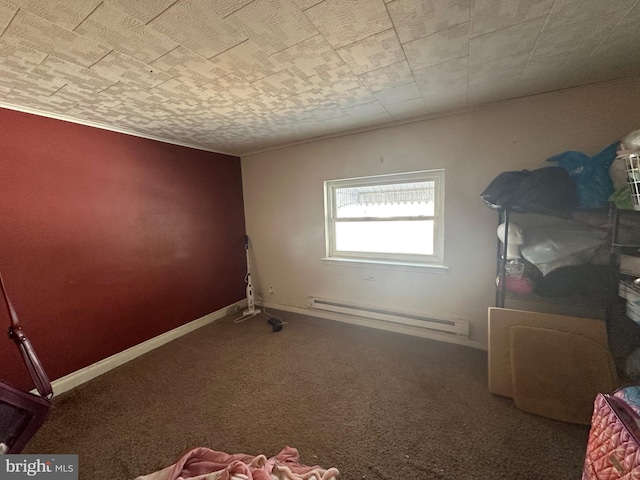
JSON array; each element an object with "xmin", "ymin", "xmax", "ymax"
[{"xmin": 135, "ymin": 446, "xmax": 339, "ymax": 480}]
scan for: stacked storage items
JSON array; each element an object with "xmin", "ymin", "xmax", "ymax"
[
  {"xmin": 619, "ymin": 255, "xmax": 640, "ymax": 324},
  {"xmin": 611, "ymin": 129, "xmax": 640, "ymax": 211}
]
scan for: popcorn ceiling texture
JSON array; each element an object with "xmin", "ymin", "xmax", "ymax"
[{"xmin": 0, "ymin": 0, "xmax": 638, "ymax": 155}]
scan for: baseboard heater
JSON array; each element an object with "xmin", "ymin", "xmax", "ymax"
[{"xmin": 307, "ymin": 297, "xmax": 469, "ymax": 338}]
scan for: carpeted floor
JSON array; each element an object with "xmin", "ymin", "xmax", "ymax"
[{"xmin": 25, "ymin": 310, "xmax": 590, "ymax": 479}]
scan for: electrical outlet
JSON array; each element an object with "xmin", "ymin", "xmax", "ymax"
[{"xmin": 268, "ymin": 285, "xmax": 274, "ymax": 294}]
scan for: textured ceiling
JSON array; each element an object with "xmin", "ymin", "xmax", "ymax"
[{"xmin": 0, "ymin": 0, "xmax": 639, "ymax": 156}]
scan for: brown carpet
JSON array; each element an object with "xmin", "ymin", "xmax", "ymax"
[{"xmin": 25, "ymin": 310, "xmax": 590, "ymax": 479}]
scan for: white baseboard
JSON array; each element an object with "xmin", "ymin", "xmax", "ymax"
[
  {"xmin": 44, "ymin": 296, "xmax": 484, "ymax": 396},
  {"xmin": 260, "ymin": 299, "xmax": 487, "ymax": 351},
  {"xmin": 45, "ymin": 299, "xmax": 247, "ymax": 396}
]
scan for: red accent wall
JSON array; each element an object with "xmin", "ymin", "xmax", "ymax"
[{"xmin": 0, "ymin": 108, "xmax": 247, "ymax": 391}]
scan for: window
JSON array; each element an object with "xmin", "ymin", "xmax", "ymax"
[{"xmin": 324, "ymin": 169, "xmax": 445, "ymax": 267}]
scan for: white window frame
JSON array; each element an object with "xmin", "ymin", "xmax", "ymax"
[{"xmin": 324, "ymin": 169, "xmax": 445, "ymax": 268}]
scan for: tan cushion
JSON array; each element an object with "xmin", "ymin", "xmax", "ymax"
[
  {"xmin": 509, "ymin": 325, "xmax": 617, "ymax": 425},
  {"xmin": 488, "ymin": 307, "xmax": 609, "ymax": 398}
]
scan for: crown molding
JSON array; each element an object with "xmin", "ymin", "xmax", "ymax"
[{"xmin": 0, "ymin": 101, "xmax": 238, "ymax": 158}]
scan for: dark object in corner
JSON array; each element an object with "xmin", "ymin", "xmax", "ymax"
[
  {"xmin": 268, "ymin": 317, "xmax": 283, "ymax": 332},
  {"xmin": 535, "ymin": 264, "xmax": 615, "ymax": 300},
  {"xmin": 480, "ymin": 166, "xmax": 578, "ymax": 218}
]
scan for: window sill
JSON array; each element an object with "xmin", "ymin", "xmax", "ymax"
[{"xmin": 321, "ymin": 257, "xmax": 450, "ymax": 273}]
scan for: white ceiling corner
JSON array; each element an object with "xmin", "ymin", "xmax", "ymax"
[{"xmin": 0, "ymin": 0, "xmax": 637, "ymax": 156}]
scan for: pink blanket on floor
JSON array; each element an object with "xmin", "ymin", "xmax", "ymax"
[{"xmin": 135, "ymin": 446, "xmax": 339, "ymax": 480}]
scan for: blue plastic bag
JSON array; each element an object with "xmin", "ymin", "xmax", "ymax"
[{"xmin": 547, "ymin": 143, "xmax": 617, "ymax": 209}]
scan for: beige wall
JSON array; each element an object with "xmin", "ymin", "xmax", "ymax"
[{"xmin": 241, "ymin": 78, "xmax": 640, "ymax": 345}]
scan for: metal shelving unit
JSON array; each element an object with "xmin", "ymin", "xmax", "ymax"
[
  {"xmin": 495, "ymin": 204, "xmax": 640, "ymax": 374},
  {"xmin": 606, "ymin": 207, "xmax": 640, "ymax": 371},
  {"xmin": 495, "ymin": 206, "xmax": 613, "ymax": 316}
]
